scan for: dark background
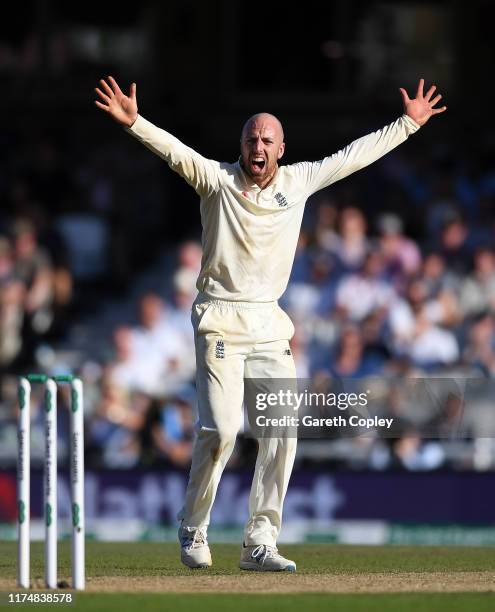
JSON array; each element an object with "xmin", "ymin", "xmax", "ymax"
[{"xmin": 1, "ymin": 0, "xmax": 492, "ymax": 243}]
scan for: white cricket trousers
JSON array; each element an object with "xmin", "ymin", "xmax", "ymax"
[{"xmin": 178, "ymin": 293, "xmax": 298, "ymax": 547}]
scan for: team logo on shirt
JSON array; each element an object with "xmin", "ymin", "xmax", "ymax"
[
  {"xmin": 274, "ymin": 192, "xmax": 288, "ymax": 207},
  {"xmin": 215, "ymin": 339, "xmax": 225, "ymax": 359}
]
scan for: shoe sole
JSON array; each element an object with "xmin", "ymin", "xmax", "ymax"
[
  {"xmin": 181, "ymin": 552, "xmax": 212, "ymax": 569},
  {"xmin": 239, "ymin": 561, "xmax": 296, "ymax": 572},
  {"xmin": 181, "ymin": 559, "xmax": 212, "ymax": 569}
]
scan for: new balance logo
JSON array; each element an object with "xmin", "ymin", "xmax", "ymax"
[
  {"xmin": 275, "ymin": 192, "xmax": 288, "ymax": 207},
  {"xmin": 215, "ymin": 340, "xmax": 225, "ymax": 359}
]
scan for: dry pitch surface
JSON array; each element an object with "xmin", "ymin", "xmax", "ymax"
[{"xmin": 52, "ymin": 570, "xmax": 495, "ymax": 593}]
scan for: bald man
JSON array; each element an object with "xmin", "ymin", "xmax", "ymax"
[{"xmin": 95, "ymin": 76, "xmax": 446, "ymax": 571}]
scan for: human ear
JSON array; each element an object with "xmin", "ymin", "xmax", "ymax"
[{"xmin": 278, "ymin": 142, "xmax": 285, "ymax": 160}]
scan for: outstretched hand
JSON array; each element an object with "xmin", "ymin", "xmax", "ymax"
[
  {"xmin": 399, "ymin": 79, "xmax": 446, "ymax": 127},
  {"xmin": 95, "ymin": 76, "xmax": 138, "ymax": 128}
]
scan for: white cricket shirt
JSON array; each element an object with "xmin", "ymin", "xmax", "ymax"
[{"xmin": 127, "ymin": 114, "xmax": 419, "ymax": 302}]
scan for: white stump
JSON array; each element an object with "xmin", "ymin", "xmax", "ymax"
[
  {"xmin": 17, "ymin": 378, "xmax": 31, "ymax": 589},
  {"xmin": 44, "ymin": 379, "xmax": 57, "ymax": 589},
  {"xmin": 70, "ymin": 378, "xmax": 85, "ymax": 590}
]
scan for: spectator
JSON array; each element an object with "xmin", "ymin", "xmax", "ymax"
[
  {"xmin": 377, "ymin": 213, "xmax": 421, "ymax": 290},
  {"xmin": 330, "ymin": 324, "xmax": 385, "ymax": 378},
  {"xmin": 0, "ymin": 237, "xmax": 25, "ymax": 368},
  {"xmin": 463, "ymin": 313, "xmax": 495, "ymax": 376},
  {"xmin": 437, "ymin": 216, "xmax": 473, "ymax": 276},
  {"xmin": 389, "ymin": 279, "xmax": 460, "ymax": 367},
  {"xmin": 89, "ymin": 370, "xmax": 149, "ymax": 468},
  {"xmin": 335, "ymin": 250, "xmax": 395, "ymax": 322},
  {"xmin": 108, "ymin": 325, "xmax": 143, "ymax": 392},
  {"xmin": 331, "ymin": 207, "xmax": 369, "ymax": 272},
  {"xmin": 150, "ymin": 387, "xmax": 195, "ymax": 467},
  {"xmin": 422, "ymin": 251, "xmax": 460, "ymax": 296},
  {"xmin": 132, "ymin": 292, "xmax": 192, "ymax": 396},
  {"xmin": 459, "ymin": 247, "xmax": 495, "ymax": 317},
  {"xmin": 10, "ymin": 218, "xmax": 55, "ymax": 367},
  {"xmin": 314, "ymin": 199, "xmax": 339, "ymax": 252}
]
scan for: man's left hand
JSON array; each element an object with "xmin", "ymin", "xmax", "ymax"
[{"xmin": 399, "ymin": 79, "xmax": 447, "ymax": 126}]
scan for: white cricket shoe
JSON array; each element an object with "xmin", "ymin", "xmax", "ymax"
[
  {"xmin": 178, "ymin": 525, "xmax": 212, "ymax": 569},
  {"xmin": 239, "ymin": 544, "xmax": 296, "ymax": 572}
]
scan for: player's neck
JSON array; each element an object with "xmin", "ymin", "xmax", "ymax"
[
  {"xmin": 241, "ymin": 160, "xmax": 279, "ymax": 189},
  {"xmin": 255, "ymin": 170, "xmax": 277, "ymax": 189}
]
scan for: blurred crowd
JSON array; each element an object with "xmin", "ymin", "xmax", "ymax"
[
  {"xmin": 0, "ymin": 218, "xmax": 72, "ymax": 370},
  {"xmin": 284, "ymin": 203, "xmax": 495, "ymax": 378},
  {"xmin": 1, "ymin": 130, "xmax": 495, "ymax": 473}
]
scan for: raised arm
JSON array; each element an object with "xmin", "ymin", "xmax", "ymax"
[
  {"xmin": 95, "ymin": 76, "xmax": 222, "ymax": 197},
  {"xmin": 293, "ymin": 79, "xmax": 446, "ymax": 196}
]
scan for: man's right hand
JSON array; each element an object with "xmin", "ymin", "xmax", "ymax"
[{"xmin": 95, "ymin": 76, "xmax": 138, "ymax": 128}]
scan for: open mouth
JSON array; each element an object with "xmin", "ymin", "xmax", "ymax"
[{"xmin": 251, "ymin": 158, "xmax": 266, "ymax": 172}]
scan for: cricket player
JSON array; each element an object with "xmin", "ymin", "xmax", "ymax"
[{"xmin": 95, "ymin": 76, "xmax": 446, "ymax": 571}]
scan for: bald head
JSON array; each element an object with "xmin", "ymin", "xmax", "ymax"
[
  {"xmin": 240, "ymin": 112, "xmax": 286, "ymax": 188},
  {"xmin": 241, "ymin": 113, "xmax": 285, "ymax": 142}
]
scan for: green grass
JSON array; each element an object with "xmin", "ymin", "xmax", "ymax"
[
  {"xmin": 1, "ymin": 542, "xmax": 494, "ymax": 611},
  {"xmin": 2, "ymin": 592, "xmax": 495, "ymax": 612},
  {"xmin": 2, "ymin": 541, "xmax": 495, "ymax": 576},
  {"xmin": 50, "ymin": 593, "xmax": 495, "ymax": 612}
]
